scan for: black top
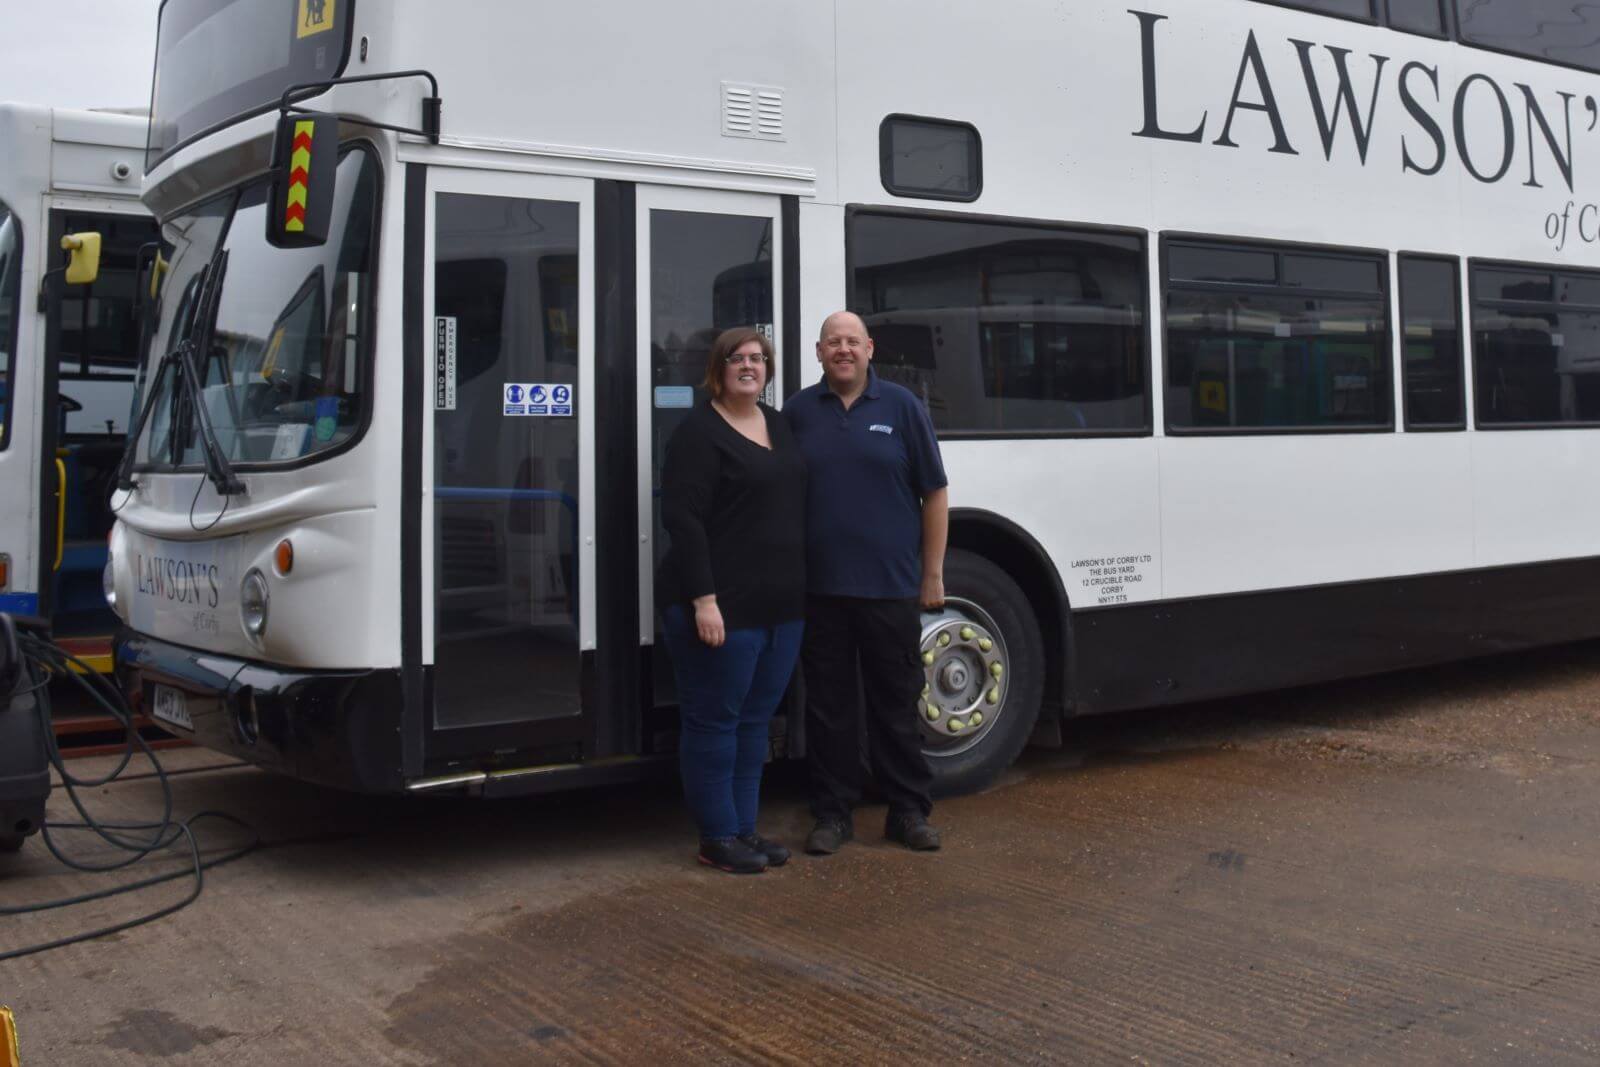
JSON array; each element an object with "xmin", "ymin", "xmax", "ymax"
[{"xmin": 656, "ymin": 400, "xmax": 808, "ymax": 629}]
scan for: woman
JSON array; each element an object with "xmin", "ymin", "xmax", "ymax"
[{"xmin": 657, "ymin": 327, "xmax": 806, "ymax": 873}]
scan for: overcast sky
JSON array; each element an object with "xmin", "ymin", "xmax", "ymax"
[{"xmin": 0, "ymin": 0, "xmax": 160, "ymax": 111}]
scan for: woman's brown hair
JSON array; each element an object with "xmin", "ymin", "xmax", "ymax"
[{"xmin": 703, "ymin": 327, "xmax": 774, "ymax": 399}]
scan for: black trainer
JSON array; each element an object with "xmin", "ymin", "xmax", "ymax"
[
  {"xmin": 885, "ymin": 812, "xmax": 941, "ymax": 851},
  {"xmin": 804, "ymin": 817, "xmax": 853, "ymax": 855},
  {"xmin": 698, "ymin": 836, "xmax": 768, "ymax": 874},
  {"xmin": 738, "ymin": 833, "xmax": 791, "ymax": 868}
]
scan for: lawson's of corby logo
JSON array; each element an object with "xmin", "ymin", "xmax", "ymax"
[
  {"xmin": 1130, "ymin": 9, "xmax": 1600, "ymax": 251},
  {"xmin": 133, "ymin": 552, "xmax": 221, "ymax": 609}
]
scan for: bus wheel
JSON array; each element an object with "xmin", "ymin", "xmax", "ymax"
[{"xmin": 917, "ymin": 549, "xmax": 1045, "ymax": 796}]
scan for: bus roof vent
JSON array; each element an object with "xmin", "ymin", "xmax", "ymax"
[{"xmin": 721, "ymin": 82, "xmax": 784, "ymax": 142}]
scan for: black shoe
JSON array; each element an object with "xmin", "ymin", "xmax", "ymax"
[
  {"xmin": 738, "ymin": 833, "xmax": 790, "ymax": 868},
  {"xmin": 885, "ymin": 812, "xmax": 941, "ymax": 851},
  {"xmin": 698, "ymin": 836, "xmax": 767, "ymax": 874},
  {"xmin": 804, "ymin": 818, "xmax": 853, "ymax": 855}
]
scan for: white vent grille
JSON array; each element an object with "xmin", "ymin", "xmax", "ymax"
[{"xmin": 722, "ymin": 82, "xmax": 785, "ymax": 141}]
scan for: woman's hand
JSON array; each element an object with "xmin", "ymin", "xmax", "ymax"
[{"xmin": 693, "ymin": 595, "xmax": 726, "ymax": 648}]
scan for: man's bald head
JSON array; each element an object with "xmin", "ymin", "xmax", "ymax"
[{"xmin": 818, "ymin": 311, "xmax": 869, "ymax": 343}]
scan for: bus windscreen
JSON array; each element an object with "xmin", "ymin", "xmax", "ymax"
[{"xmin": 146, "ymin": 0, "xmax": 351, "ymax": 169}]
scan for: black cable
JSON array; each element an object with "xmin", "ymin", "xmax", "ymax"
[{"xmin": 0, "ymin": 631, "xmax": 260, "ymax": 961}]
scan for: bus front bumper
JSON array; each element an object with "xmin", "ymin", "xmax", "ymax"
[{"xmin": 115, "ymin": 631, "xmax": 405, "ymax": 794}]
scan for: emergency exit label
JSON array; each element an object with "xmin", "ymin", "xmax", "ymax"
[
  {"xmin": 434, "ymin": 317, "xmax": 456, "ymax": 411},
  {"xmin": 503, "ymin": 383, "xmax": 573, "ymax": 417}
]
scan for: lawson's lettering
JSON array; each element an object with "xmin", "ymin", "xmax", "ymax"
[
  {"xmin": 134, "ymin": 552, "xmax": 221, "ymax": 609},
  {"xmin": 1131, "ymin": 9, "xmax": 1585, "ymax": 193}
]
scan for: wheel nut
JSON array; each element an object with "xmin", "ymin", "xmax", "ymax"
[
  {"xmin": 948, "ymin": 719, "xmax": 965, "ymax": 733},
  {"xmin": 986, "ymin": 687, "xmax": 1000, "ymax": 705},
  {"xmin": 924, "ymin": 703, "xmax": 939, "ymax": 722},
  {"xmin": 960, "ymin": 626, "xmax": 975, "ymax": 640},
  {"xmin": 971, "ymin": 712, "xmax": 984, "ymax": 726},
  {"xmin": 937, "ymin": 632, "xmax": 951, "ymax": 647},
  {"xmin": 990, "ymin": 662, "xmax": 1004, "ymax": 678},
  {"xmin": 922, "ymin": 651, "xmax": 935, "ymax": 665},
  {"xmin": 978, "ymin": 638, "xmax": 993, "ymax": 652},
  {"xmin": 921, "ymin": 683, "xmax": 930, "ymax": 697}
]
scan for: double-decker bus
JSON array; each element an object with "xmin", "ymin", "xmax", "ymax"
[
  {"xmin": 110, "ymin": 0, "xmax": 1600, "ymax": 797},
  {"xmin": 0, "ymin": 103, "xmax": 160, "ymax": 668}
]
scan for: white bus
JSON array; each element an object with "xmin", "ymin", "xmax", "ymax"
[
  {"xmin": 108, "ymin": 0, "xmax": 1600, "ymax": 796},
  {"xmin": 0, "ymin": 104, "xmax": 160, "ymax": 669}
]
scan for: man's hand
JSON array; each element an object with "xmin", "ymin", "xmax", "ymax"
[
  {"xmin": 920, "ymin": 572, "xmax": 946, "ymax": 610},
  {"xmin": 693, "ymin": 595, "xmax": 726, "ymax": 647}
]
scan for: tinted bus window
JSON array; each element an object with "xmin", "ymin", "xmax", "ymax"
[
  {"xmin": 879, "ymin": 116, "xmax": 982, "ymax": 202},
  {"xmin": 0, "ymin": 203, "xmax": 18, "ymax": 451},
  {"xmin": 1473, "ymin": 262, "xmax": 1600, "ymax": 426},
  {"xmin": 148, "ymin": 0, "xmax": 351, "ymax": 165},
  {"xmin": 1458, "ymin": 0, "xmax": 1600, "ymax": 73},
  {"xmin": 849, "ymin": 212, "xmax": 1147, "ymax": 434},
  {"xmin": 1269, "ymin": 0, "xmax": 1374, "ymax": 21},
  {"xmin": 1385, "ymin": 0, "xmax": 1445, "ymax": 35},
  {"xmin": 52, "ymin": 212, "xmax": 162, "ymax": 377},
  {"xmin": 1398, "ymin": 256, "xmax": 1464, "ymax": 429},
  {"xmin": 1165, "ymin": 240, "xmax": 1391, "ymax": 431}
]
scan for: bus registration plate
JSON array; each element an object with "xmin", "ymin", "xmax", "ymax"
[{"xmin": 151, "ymin": 685, "xmax": 193, "ymax": 731}]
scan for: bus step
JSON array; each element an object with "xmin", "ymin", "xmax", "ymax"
[
  {"xmin": 54, "ymin": 635, "xmax": 115, "ymax": 674},
  {"xmin": 50, "ymin": 709, "xmax": 190, "ymax": 760}
]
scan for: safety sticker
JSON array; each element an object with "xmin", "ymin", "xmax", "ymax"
[
  {"xmin": 434, "ymin": 317, "xmax": 457, "ymax": 411},
  {"xmin": 504, "ymin": 383, "xmax": 573, "ymax": 417},
  {"xmin": 654, "ymin": 386, "xmax": 694, "ymax": 409},
  {"xmin": 297, "ymin": 0, "xmax": 335, "ymax": 39}
]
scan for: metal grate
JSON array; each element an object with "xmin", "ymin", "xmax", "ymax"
[{"xmin": 722, "ymin": 82, "xmax": 784, "ymax": 141}]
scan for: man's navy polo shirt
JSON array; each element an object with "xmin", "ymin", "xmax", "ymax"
[{"xmin": 784, "ymin": 368, "xmax": 948, "ymax": 599}]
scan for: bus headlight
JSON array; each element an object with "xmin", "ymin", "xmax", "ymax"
[
  {"xmin": 103, "ymin": 553, "xmax": 116, "ymax": 609},
  {"xmin": 240, "ymin": 569, "xmax": 269, "ymax": 637}
]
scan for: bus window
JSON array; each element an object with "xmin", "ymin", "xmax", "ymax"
[
  {"xmin": 0, "ymin": 203, "xmax": 17, "ymax": 450},
  {"xmin": 1164, "ymin": 239, "xmax": 1391, "ymax": 432},
  {"xmin": 1384, "ymin": 0, "xmax": 1445, "ymax": 36},
  {"xmin": 1264, "ymin": 0, "xmax": 1374, "ymax": 21},
  {"xmin": 879, "ymin": 115, "xmax": 982, "ymax": 203},
  {"xmin": 849, "ymin": 211, "xmax": 1147, "ymax": 434},
  {"xmin": 1459, "ymin": 0, "xmax": 1600, "ymax": 73},
  {"xmin": 1472, "ymin": 262, "xmax": 1600, "ymax": 427},
  {"xmin": 1398, "ymin": 256, "xmax": 1464, "ymax": 429},
  {"xmin": 50, "ymin": 211, "xmax": 162, "ymax": 438}
]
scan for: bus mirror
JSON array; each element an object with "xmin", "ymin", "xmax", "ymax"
[
  {"xmin": 61, "ymin": 232, "xmax": 101, "ymax": 285},
  {"xmin": 267, "ymin": 111, "xmax": 338, "ymax": 249}
]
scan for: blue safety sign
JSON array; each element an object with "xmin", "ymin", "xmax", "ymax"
[{"xmin": 504, "ymin": 382, "xmax": 574, "ymax": 417}]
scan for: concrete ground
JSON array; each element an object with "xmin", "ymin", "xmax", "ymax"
[{"xmin": 4, "ymin": 641, "xmax": 1600, "ymax": 1064}]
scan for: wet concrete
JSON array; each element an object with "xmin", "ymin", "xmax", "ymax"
[{"xmin": 5, "ymin": 642, "xmax": 1600, "ymax": 1063}]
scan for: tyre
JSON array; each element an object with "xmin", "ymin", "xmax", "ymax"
[{"xmin": 918, "ymin": 548, "xmax": 1046, "ymax": 796}]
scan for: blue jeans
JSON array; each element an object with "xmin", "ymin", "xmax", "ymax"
[{"xmin": 661, "ymin": 605, "xmax": 804, "ymax": 840}]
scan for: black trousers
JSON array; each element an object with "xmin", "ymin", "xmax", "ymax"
[{"xmin": 802, "ymin": 594, "xmax": 934, "ymax": 821}]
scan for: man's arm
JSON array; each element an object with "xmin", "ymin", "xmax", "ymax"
[{"xmin": 920, "ymin": 487, "xmax": 949, "ymax": 609}]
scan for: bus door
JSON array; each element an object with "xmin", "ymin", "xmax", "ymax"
[
  {"xmin": 633, "ymin": 188, "xmax": 784, "ymax": 720},
  {"xmin": 44, "ymin": 208, "xmax": 160, "ymax": 654},
  {"xmin": 424, "ymin": 170, "xmax": 597, "ymax": 763}
]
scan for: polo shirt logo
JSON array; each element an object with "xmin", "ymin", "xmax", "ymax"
[{"xmin": 869, "ymin": 424, "xmax": 894, "ymax": 434}]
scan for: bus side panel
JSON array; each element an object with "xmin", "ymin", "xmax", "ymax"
[
  {"xmin": 1471, "ymin": 430, "xmax": 1600, "ymax": 570},
  {"xmin": 1070, "ymin": 555, "xmax": 1600, "ymax": 715}
]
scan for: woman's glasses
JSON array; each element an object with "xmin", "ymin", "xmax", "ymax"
[{"xmin": 723, "ymin": 351, "xmax": 769, "ymax": 367}]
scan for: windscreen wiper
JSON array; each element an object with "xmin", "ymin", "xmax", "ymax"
[
  {"xmin": 113, "ymin": 260, "xmax": 209, "ymax": 492},
  {"xmin": 171, "ymin": 248, "xmax": 244, "ymax": 496},
  {"xmin": 113, "ymin": 248, "xmax": 244, "ymax": 496}
]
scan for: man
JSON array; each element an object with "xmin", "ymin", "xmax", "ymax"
[{"xmin": 784, "ymin": 310, "xmax": 949, "ymax": 854}]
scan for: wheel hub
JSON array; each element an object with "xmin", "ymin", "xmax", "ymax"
[{"xmin": 916, "ymin": 598, "xmax": 1008, "ymax": 757}]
